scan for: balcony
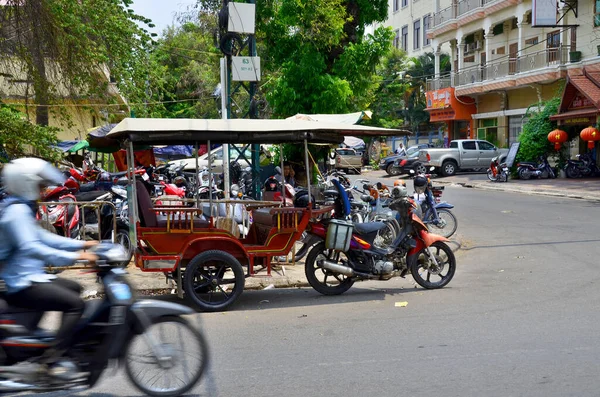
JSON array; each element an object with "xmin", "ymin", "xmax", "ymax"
[
  {"xmin": 431, "ymin": 0, "xmax": 520, "ymax": 31},
  {"xmin": 426, "ymin": 47, "xmax": 571, "ymax": 93}
]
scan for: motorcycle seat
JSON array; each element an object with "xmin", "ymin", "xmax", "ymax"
[
  {"xmin": 75, "ymin": 190, "xmax": 109, "ymax": 202},
  {"xmin": 354, "ymin": 222, "xmax": 387, "ymax": 235},
  {"xmin": 79, "ymin": 182, "xmax": 96, "ymax": 192},
  {"xmin": 323, "ymin": 190, "xmax": 339, "ymax": 198},
  {"xmin": 108, "ymin": 171, "xmax": 128, "ymax": 178}
]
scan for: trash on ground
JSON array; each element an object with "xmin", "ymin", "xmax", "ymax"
[{"xmin": 395, "ymin": 301, "xmax": 408, "ymax": 307}]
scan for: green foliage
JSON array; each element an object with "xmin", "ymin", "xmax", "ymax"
[
  {"xmin": 369, "ymin": 158, "xmax": 380, "ymax": 170},
  {"xmin": 0, "ymin": 0, "xmax": 154, "ymax": 125},
  {"xmin": 144, "ymin": 20, "xmax": 221, "ymax": 118},
  {"xmin": 517, "ymin": 97, "xmax": 561, "ymax": 163},
  {"xmin": 0, "ymin": 106, "xmax": 61, "ymax": 162},
  {"xmin": 256, "ymin": 0, "xmax": 391, "ymax": 116}
]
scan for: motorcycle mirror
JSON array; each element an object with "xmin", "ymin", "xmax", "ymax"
[{"xmin": 275, "ymin": 166, "xmax": 282, "ymax": 175}]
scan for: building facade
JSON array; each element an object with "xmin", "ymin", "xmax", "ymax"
[{"xmin": 424, "ymin": 0, "xmax": 600, "ymax": 157}]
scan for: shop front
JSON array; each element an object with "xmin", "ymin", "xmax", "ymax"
[
  {"xmin": 425, "ymin": 87, "xmax": 477, "ymax": 145},
  {"xmin": 550, "ymin": 71, "xmax": 600, "ymax": 159}
]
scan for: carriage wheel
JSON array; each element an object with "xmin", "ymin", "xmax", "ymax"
[{"xmin": 183, "ymin": 250, "xmax": 245, "ymax": 312}]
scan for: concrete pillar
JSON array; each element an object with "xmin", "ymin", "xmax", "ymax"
[
  {"xmin": 434, "ymin": 47, "xmax": 441, "ymax": 79},
  {"xmin": 450, "ymin": 40, "xmax": 457, "ymax": 86},
  {"xmin": 517, "ymin": 22, "xmax": 523, "ymax": 55},
  {"xmin": 458, "ymin": 42, "xmax": 465, "ymax": 72}
]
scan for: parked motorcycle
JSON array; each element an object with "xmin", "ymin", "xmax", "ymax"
[
  {"xmin": 0, "ymin": 243, "xmax": 208, "ymax": 395},
  {"xmin": 38, "ymin": 194, "xmax": 80, "ymax": 239},
  {"xmin": 411, "ymin": 173, "xmax": 457, "ymax": 238},
  {"xmin": 517, "ymin": 155, "xmax": 556, "ymax": 180},
  {"xmin": 565, "ymin": 152, "xmax": 599, "ymax": 178},
  {"xmin": 487, "ymin": 156, "xmax": 509, "ymax": 182},
  {"xmin": 303, "ymin": 180, "xmax": 456, "ymax": 295}
]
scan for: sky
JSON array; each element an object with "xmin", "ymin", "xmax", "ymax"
[{"xmin": 130, "ymin": 0, "xmax": 197, "ymax": 36}]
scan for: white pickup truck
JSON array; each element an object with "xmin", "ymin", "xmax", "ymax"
[
  {"xmin": 334, "ymin": 148, "xmax": 363, "ymax": 174},
  {"xmin": 418, "ymin": 139, "xmax": 509, "ymax": 177}
]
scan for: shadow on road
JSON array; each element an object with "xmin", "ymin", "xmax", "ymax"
[
  {"xmin": 462, "ymin": 238, "xmax": 600, "ymax": 250},
  {"xmin": 152, "ymin": 284, "xmax": 426, "ymax": 313}
]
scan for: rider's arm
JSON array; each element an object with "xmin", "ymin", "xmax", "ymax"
[
  {"xmin": 4, "ymin": 204, "xmax": 83, "ymax": 266},
  {"xmin": 38, "ymin": 227, "xmax": 86, "ymax": 251}
]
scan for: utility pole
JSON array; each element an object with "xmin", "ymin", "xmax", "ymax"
[{"xmin": 218, "ymin": 0, "xmax": 262, "ymax": 199}]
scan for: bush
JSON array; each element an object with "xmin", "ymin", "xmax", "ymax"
[{"xmin": 517, "ymin": 97, "xmax": 562, "ymax": 165}]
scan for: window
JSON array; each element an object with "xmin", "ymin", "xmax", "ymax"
[
  {"xmin": 393, "ymin": 0, "xmax": 400, "ymax": 12},
  {"xmin": 413, "ymin": 20, "xmax": 421, "ymax": 50},
  {"xmin": 478, "ymin": 141, "xmax": 495, "ymax": 150},
  {"xmin": 509, "ymin": 115, "xmax": 528, "ymax": 145},
  {"xmin": 401, "ymin": 25, "xmax": 408, "ymax": 52},
  {"xmin": 402, "ymin": 0, "xmax": 408, "ymax": 7},
  {"xmin": 449, "ymin": 141, "xmax": 459, "ymax": 149},
  {"xmin": 492, "ymin": 23, "xmax": 504, "ymax": 36},
  {"xmin": 462, "ymin": 141, "xmax": 477, "ymax": 150},
  {"xmin": 596, "ymin": 0, "xmax": 600, "ymax": 26},
  {"xmin": 393, "ymin": 29, "xmax": 400, "ymax": 49},
  {"xmin": 525, "ymin": 37, "xmax": 539, "ymax": 45},
  {"xmin": 423, "ymin": 14, "xmax": 431, "ymax": 46}
]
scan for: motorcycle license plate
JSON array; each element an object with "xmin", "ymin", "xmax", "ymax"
[{"xmin": 142, "ymin": 173, "xmax": 150, "ymax": 181}]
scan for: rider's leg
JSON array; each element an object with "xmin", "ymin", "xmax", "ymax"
[{"xmin": 5, "ymin": 279, "xmax": 84, "ymax": 349}]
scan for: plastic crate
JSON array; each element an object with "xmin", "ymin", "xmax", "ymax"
[{"xmin": 325, "ymin": 219, "xmax": 354, "ymax": 252}]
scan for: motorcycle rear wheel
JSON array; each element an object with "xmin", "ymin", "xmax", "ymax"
[
  {"xmin": 305, "ymin": 242, "xmax": 354, "ymax": 295},
  {"xmin": 486, "ymin": 169, "xmax": 498, "ymax": 181},
  {"xmin": 427, "ymin": 209, "xmax": 457, "ymax": 238},
  {"xmin": 409, "ymin": 241, "xmax": 456, "ymax": 289},
  {"xmin": 125, "ymin": 316, "xmax": 208, "ymax": 397}
]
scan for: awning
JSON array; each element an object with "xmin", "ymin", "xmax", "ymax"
[
  {"xmin": 549, "ymin": 108, "xmax": 599, "ymax": 125},
  {"xmin": 551, "ymin": 70, "xmax": 600, "ymax": 126},
  {"xmin": 286, "ymin": 111, "xmax": 373, "ymax": 125}
]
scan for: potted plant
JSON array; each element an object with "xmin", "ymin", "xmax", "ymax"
[{"xmin": 570, "ymin": 50, "xmax": 582, "ymax": 63}]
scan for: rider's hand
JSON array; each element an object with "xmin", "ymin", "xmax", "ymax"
[
  {"xmin": 78, "ymin": 251, "xmax": 98, "ymax": 264},
  {"xmin": 83, "ymin": 240, "xmax": 99, "ymax": 249}
]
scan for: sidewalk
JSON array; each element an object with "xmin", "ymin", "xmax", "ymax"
[{"xmin": 432, "ymin": 174, "xmax": 600, "ymax": 202}]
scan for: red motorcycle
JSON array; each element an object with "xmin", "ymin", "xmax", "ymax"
[
  {"xmin": 302, "ymin": 179, "xmax": 456, "ymax": 295},
  {"xmin": 38, "ymin": 193, "xmax": 80, "ymax": 238}
]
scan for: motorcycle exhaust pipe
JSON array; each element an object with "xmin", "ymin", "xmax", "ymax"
[
  {"xmin": 0, "ymin": 380, "xmax": 33, "ymax": 391},
  {"xmin": 321, "ymin": 260, "xmax": 355, "ymax": 277}
]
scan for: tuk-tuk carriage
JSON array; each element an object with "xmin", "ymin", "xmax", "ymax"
[{"xmin": 103, "ymin": 118, "xmax": 405, "ymax": 311}]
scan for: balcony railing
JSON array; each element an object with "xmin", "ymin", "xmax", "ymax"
[
  {"xmin": 433, "ymin": 5, "xmax": 455, "ymax": 28},
  {"xmin": 457, "ymin": 0, "xmax": 483, "ymax": 17},
  {"xmin": 425, "ymin": 46, "xmax": 570, "ymax": 91}
]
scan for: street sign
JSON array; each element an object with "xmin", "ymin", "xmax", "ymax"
[
  {"xmin": 231, "ymin": 56, "xmax": 261, "ymax": 82},
  {"xmin": 228, "ymin": 2, "xmax": 255, "ymax": 34}
]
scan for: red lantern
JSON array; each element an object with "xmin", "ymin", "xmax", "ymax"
[
  {"xmin": 548, "ymin": 129, "xmax": 568, "ymax": 150},
  {"xmin": 580, "ymin": 126, "xmax": 600, "ymax": 150}
]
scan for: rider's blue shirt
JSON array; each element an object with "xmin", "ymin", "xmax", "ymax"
[{"xmin": 0, "ymin": 197, "xmax": 84, "ymax": 293}]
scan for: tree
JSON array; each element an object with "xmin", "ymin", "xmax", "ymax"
[
  {"xmin": 0, "ymin": 105, "xmax": 60, "ymax": 162},
  {"xmin": 145, "ymin": 19, "xmax": 222, "ymax": 119},
  {"xmin": 256, "ymin": 0, "xmax": 392, "ymax": 116},
  {"xmin": 0, "ymin": 0, "xmax": 154, "ymax": 126}
]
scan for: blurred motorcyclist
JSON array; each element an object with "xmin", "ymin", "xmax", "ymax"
[{"xmin": 0, "ymin": 158, "xmax": 98, "ymax": 361}]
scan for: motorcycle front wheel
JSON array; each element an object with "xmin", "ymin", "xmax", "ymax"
[
  {"xmin": 427, "ymin": 209, "xmax": 457, "ymax": 238},
  {"xmin": 486, "ymin": 168, "xmax": 498, "ymax": 181},
  {"xmin": 565, "ymin": 164, "xmax": 580, "ymax": 178},
  {"xmin": 409, "ymin": 241, "xmax": 456, "ymax": 289},
  {"xmin": 305, "ymin": 241, "xmax": 354, "ymax": 295},
  {"xmin": 126, "ymin": 316, "xmax": 209, "ymax": 397},
  {"xmin": 518, "ymin": 167, "xmax": 532, "ymax": 180}
]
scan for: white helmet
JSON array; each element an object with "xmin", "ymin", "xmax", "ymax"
[{"xmin": 1, "ymin": 158, "xmax": 65, "ymax": 201}]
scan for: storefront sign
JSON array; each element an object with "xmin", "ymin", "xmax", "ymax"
[
  {"xmin": 569, "ymin": 93, "xmax": 593, "ymax": 110},
  {"xmin": 426, "ymin": 88, "xmax": 453, "ymax": 110},
  {"xmin": 563, "ymin": 116, "xmax": 595, "ymax": 125},
  {"xmin": 429, "ymin": 109, "xmax": 456, "ymax": 122}
]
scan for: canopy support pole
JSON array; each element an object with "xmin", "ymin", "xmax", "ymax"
[
  {"xmin": 280, "ymin": 144, "xmax": 285, "ymax": 207},
  {"xmin": 127, "ymin": 140, "xmax": 138, "ymax": 245},
  {"xmin": 304, "ymin": 138, "xmax": 312, "ymax": 206},
  {"xmin": 195, "ymin": 141, "xmax": 200, "ymax": 209},
  {"xmin": 208, "ymin": 139, "xmax": 213, "ymax": 221}
]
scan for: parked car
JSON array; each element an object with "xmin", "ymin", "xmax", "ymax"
[
  {"xmin": 379, "ymin": 144, "xmax": 434, "ymax": 176},
  {"xmin": 418, "ymin": 139, "xmax": 509, "ymax": 177},
  {"xmin": 334, "ymin": 148, "xmax": 362, "ymax": 174},
  {"xmin": 169, "ymin": 145, "xmax": 252, "ymax": 173}
]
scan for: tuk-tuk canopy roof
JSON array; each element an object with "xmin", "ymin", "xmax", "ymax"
[{"xmin": 104, "ymin": 118, "xmax": 410, "ymax": 146}]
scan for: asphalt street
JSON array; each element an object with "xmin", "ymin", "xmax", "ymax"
[{"xmin": 59, "ymin": 180, "xmax": 600, "ymax": 397}]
